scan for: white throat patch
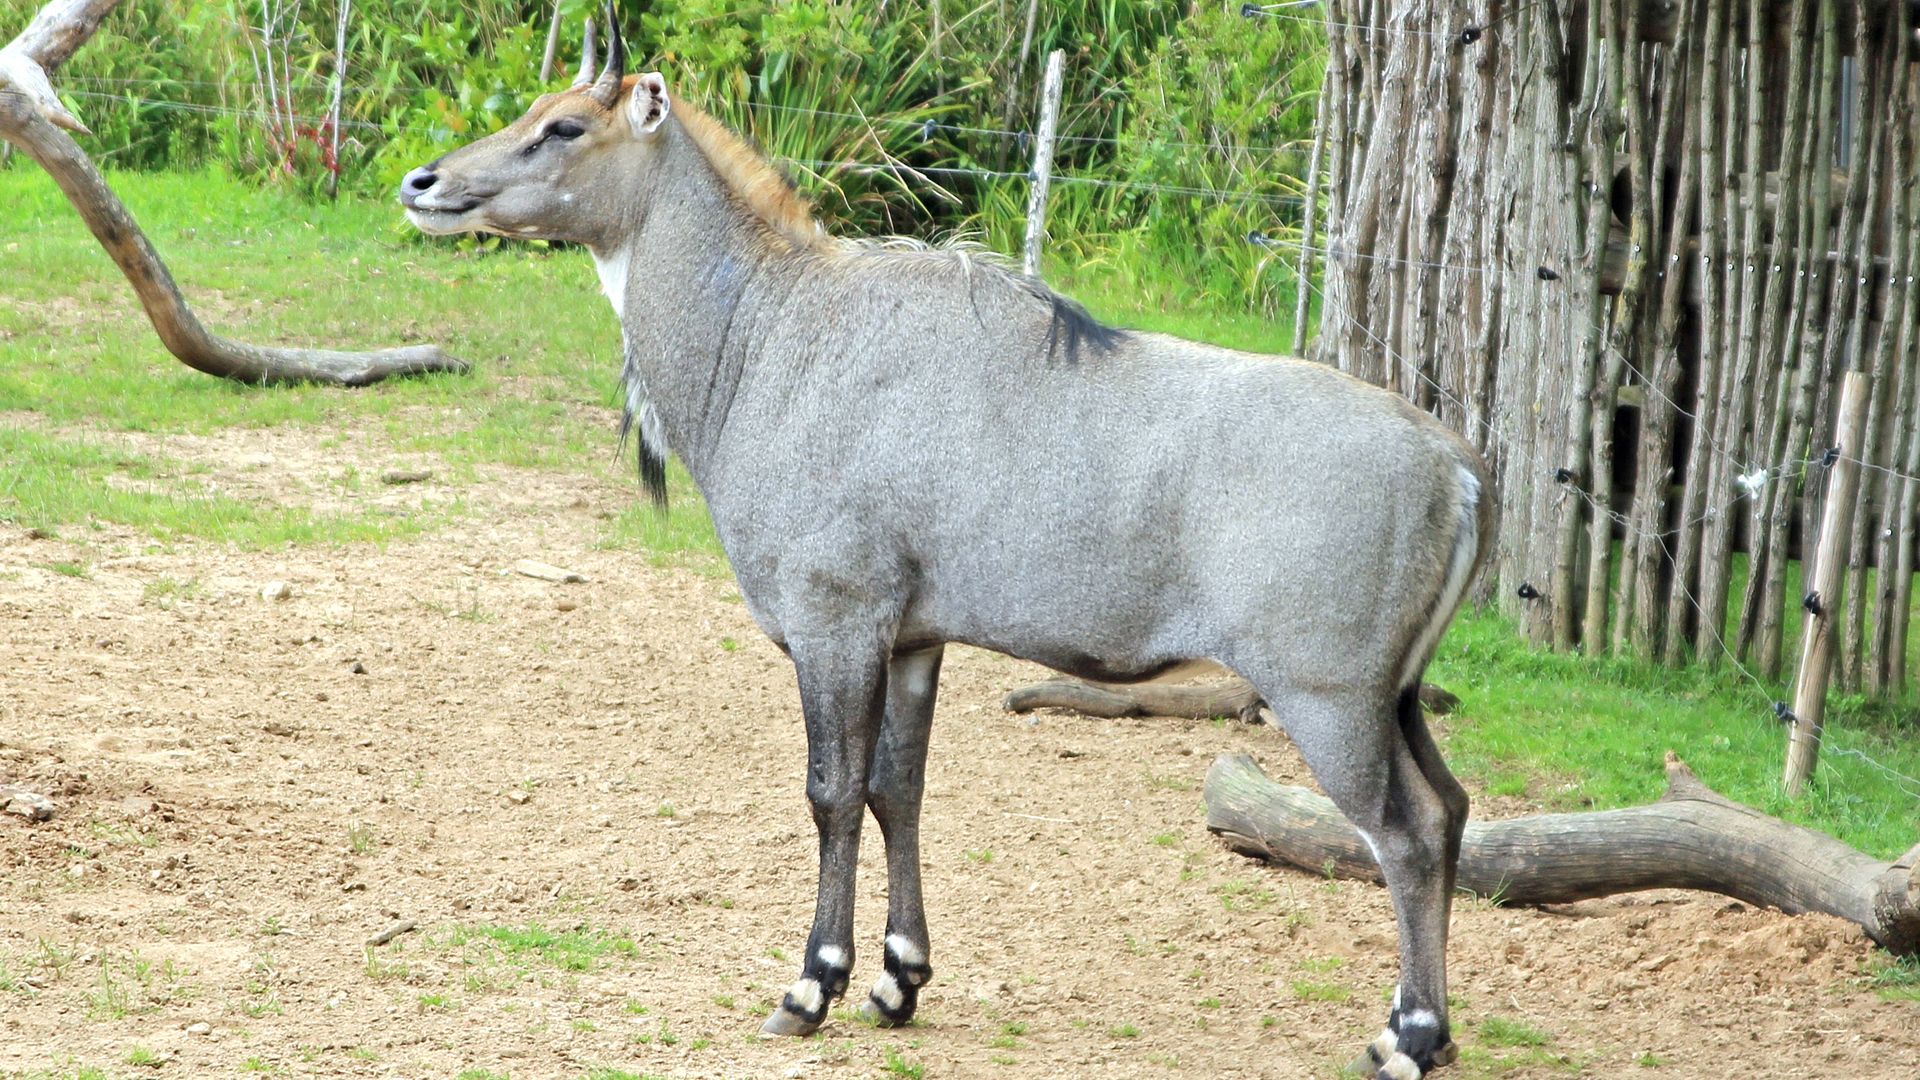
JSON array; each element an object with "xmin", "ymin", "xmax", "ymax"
[{"xmin": 591, "ymin": 247, "xmax": 630, "ymax": 316}]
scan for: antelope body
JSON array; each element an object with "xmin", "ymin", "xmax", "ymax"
[{"xmin": 401, "ymin": 15, "xmax": 1493, "ymax": 1079}]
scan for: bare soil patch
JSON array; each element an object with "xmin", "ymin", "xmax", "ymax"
[{"xmin": 1, "ymin": 423, "xmax": 1914, "ymax": 1080}]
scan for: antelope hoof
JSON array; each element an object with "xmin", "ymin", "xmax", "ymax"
[
  {"xmin": 1375, "ymin": 1053, "xmax": 1424, "ymax": 1080},
  {"xmin": 1346, "ymin": 1029, "xmax": 1401, "ymax": 1075},
  {"xmin": 759, "ymin": 973, "xmax": 833, "ymax": 1038},
  {"xmin": 1346, "ymin": 1027, "xmax": 1455, "ymax": 1079},
  {"xmin": 758, "ymin": 1005, "xmax": 823, "ymax": 1038},
  {"xmin": 853, "ymin": 996, "xmax": 909, "ymax": 1028},
  {"xmin": 856, "ymin": 972, "xmax": 915, "ymax": 1028}
]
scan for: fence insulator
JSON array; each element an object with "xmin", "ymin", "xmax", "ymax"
[
  {"xmin": 1459, "ymin": 25, "xmax": 1483, "ymax": 43},
  {"xmin": 1517, "ymin": 582, "xmax": 1542, "ymax": 600},
  {"xmin": 1554, "ymin": 467, "xmax": 1575, "ymax": 485},
  {"xmin": 1536, "ymin": 266, "xmax": 1560, "ymax": 281},
  {"xmin": 1803, "ymin": 591, "xmax": 1824, "ymax": 617},
  {"xmin": 1773, "ymin": 701, "xmax": 1796, "ymax": 725}
]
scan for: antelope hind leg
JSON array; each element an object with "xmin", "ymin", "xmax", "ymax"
[{"xmin": 854, "ymin": 646, "xmax": 944, "ymax": 1027}]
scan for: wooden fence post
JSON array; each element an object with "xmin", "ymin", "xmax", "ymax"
[
  {"xmin": 1783, "ymin": 370, "xmax": 1871, "ymax": 796},
  {"xmin": 324, "ymin": 0, "xmax": 349, "ymax": 201},
  {"xmin": 538, "ymin": 0, "xmax": 563, "ymax": 83},
  {"xmin": 1022, "ymin": 48, "xmax": 1063, "ymax": 279}
]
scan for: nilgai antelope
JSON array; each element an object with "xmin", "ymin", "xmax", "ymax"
[{"xmin": 400, "ymin": 11, "xmax": 1494, "ymax": 1078}]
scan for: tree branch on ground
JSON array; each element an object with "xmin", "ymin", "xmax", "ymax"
[
  {"xmin": 1203, "ymin": 751, "xmax": 1920, "ymax": 956},
  {"xmin": 1004, "ymin": 676, "xmax": 1459, "ymax": 722},
  {"xmin": 1, "ymin": 0, "xmax": 468, "ymax": 386}
]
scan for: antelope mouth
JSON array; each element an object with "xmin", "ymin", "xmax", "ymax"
[{"xmin": 403, "ymin": 203, "xmax": 486, "ymax": 236}]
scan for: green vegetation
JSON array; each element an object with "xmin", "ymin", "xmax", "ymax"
[
  {"xmin": 1431, "ymin": 609, "xmax": 1920, "ymax": 859},
  {"xmin": 15, "ymin": 0, "xmax": 1321, "ymax": 319},
  {"xmin": 1288, "ymin": 980, "xmax": 1350, "ymax": 1003},
  {"xmin": 442, "ymin": 923, "xmax": 639, "ymax": 973},
  {"xmin": 1868, "ymin": 955, "xmax": 1920, "ymax": 1002},
  {"xmin": 83, "ymin": 952, "xmax": 192, "ymax": 1020},
  {"xmin": 1477, "ymin": 1016, "xmax": 1551, "ymax": 1049},
  {"xmin": 880, "ymin": 1048, "xmax": 926, "ymax": 1079}
]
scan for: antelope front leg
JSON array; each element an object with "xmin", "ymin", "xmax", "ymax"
[
  {"xmin": 857, "ymin": 645, "xmax": 943, "ymax": 1026},
  {"xmin": 760, "ymin": 641, "xmax": 888, "ymax": 1037}
]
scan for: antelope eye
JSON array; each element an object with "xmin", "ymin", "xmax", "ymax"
[{"xmin": 549, "ymin": 120, "xmax": 585, "ymax": 140}]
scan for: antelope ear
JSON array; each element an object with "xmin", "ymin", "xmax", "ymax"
[{"xmin": 626, "ymin": 72, "xmax": 670, "ymax": 135}]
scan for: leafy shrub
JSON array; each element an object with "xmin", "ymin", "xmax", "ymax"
[{"xmin": 4, "ymin": 0, "xmax": 1325, "ymax": 311}]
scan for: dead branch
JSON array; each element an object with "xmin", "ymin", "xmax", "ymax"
[
  {"xmin": 1204, "ymin": 751, "xmax": 1920, "ymax": 955},
  {"xmin": 1, "ymin": 3, "xmax": 468, "ymax": 386},
  {"xmin": 1005, "ymin": 676, "xmax": 1459, "ymax": 720}
]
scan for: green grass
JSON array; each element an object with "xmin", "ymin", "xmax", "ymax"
[
  {"xmin": 0, "ymin": 428, "xmax": 424, "ymax": 549},
  {"xmin": 0, "ymin": 167, "xmax": 621, "ymax": 540},
  {"xmin": 1477, "ymin": 1016, "xmax": 1551, "ymax": 1048},
  {"xmin": 595, "ymin": 460, "xmax": 725, "ymax": 569},
  {"xmin": 1431, "ymin": 608, "xmax": 1920, "ymax": 859},
  {"xmin": 1288, "ymin": 980, "xmax": 1350, "ymax": 1003},
  {"xmin": 442, "ymin": 923, "xmax": 639, "ymax": 973},
  {"xmin": 1868, "ymin": 955, "xmax": 1920, "ymax": 1002},
  {"xmin": 880, "ymin": 1048, "xmax": 926, "ymax": 1079}
]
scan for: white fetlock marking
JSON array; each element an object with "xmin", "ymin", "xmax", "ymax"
[
  {"xmin": 871, "ymin": 972, "xmax": 905, "ymax": 1012},
  {"xmin": 815, "ymin": 946, "xmax": 847, "ymax": 970},
  {"xmin": 786, "ymin": 977, "xmax": 824, "ymax": 1016},
  {"xmin": 1392, "ymin": 984, "xmax": 1402, "ymax": 1010},
  {"xmin": 1372, "ymin": 1028, "xmax": 1398, "ymax": 1060},
  {"xmin": 884, "ymin": 934, "xmax": 925, "ymax": 969},
  {"xmin": 1401, "ymin": 1008, "xmax": 1440, "ymax": 1029},
  {"xmin": 1380, "ymin": 1052, "xmax": 1422, "ymax": 1080}
]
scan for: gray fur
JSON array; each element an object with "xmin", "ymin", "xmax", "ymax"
[{"xmin": 401, "ymin": 56, "xmax": 1494, "ymax": 1078}]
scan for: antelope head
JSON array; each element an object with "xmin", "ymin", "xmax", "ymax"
[{"xmin": 397, "ymin": 5, "xmax": 671, "ymax": 249}]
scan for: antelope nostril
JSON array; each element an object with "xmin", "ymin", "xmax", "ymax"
[{"xmin": 406, "ymin": 170, "xmax": 437, "ymax": 192}]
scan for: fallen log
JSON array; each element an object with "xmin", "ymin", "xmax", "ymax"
[
  {"xmin": 1005, "ymin": 676, "xmax": 1458, "ymax": 720},
  {"xmin": 1204, "ymin": 751, "xmax": 1920, "ymax": 955}
]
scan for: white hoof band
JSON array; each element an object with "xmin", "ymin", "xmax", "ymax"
[
  {"xmin": 786, "ymin": 977, "xmax": 824, "ymax": 1016},
  {"xmin": 871, "ymin": 972, "xmax": 905, "ymax": 1012},
  {"xmin": 1401, "ymin": 1008, "xmax": 1440, "ymax": 1029},
  {"xmin": 1379, "ymin": 1052, "xmax": 1422, "ymax": 1080},
  {"xmin": 885, "ymin": 934, "xmax": 926, "ymax": 969},
  {"xmin": 1371, "ymin": 1028, "xmax": 1398, "ymax": 1061},
  {"xmin": 815, "ymin": 946, "xmax": 847, "ymax": 970}
]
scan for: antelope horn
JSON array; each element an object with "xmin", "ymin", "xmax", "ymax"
[
  {"xmin": 586, "ymin": 3, "xmax": 626, "ymax": 107},
  {"xmin": 571, "ymin": 15, "xmax": 596, "ymax": 89}
]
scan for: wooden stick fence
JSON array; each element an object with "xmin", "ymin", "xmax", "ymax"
[{"xmin": 1306, "ymin": 0, "xmax": 1920, "ymax": 712}]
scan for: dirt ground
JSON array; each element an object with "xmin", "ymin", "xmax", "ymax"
[{"xmin": 2, "ymin": 418, "xmax": 1916, "ymax": 1080}]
